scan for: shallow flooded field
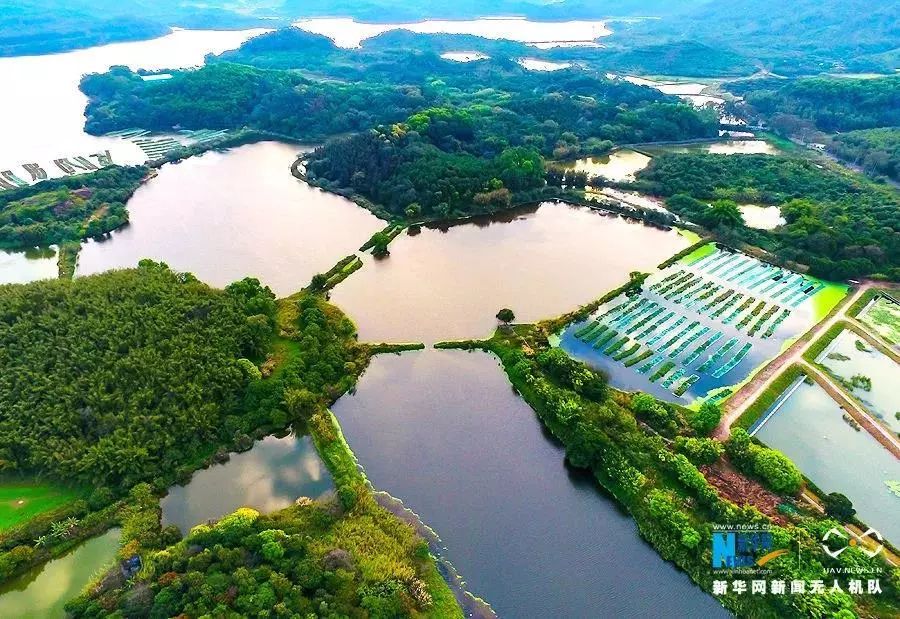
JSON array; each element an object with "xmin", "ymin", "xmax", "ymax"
[{"xmin": 818, "ymin": 329, "xmax": 900, "ymax": 433}]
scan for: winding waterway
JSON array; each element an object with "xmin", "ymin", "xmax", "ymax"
[
  {"xmin": 76, "ymin": 141, "xmax": 383, "ymax": 296},
  {"xmin": 330, "ymin": 201, "xmax": 688, "ymax": 343},
  {"xmin": 331, "ymin": 350, "xmax": 728, "ymax": 617}
]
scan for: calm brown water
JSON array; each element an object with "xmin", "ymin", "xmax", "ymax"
[
  {"xmin": 332, "ymin": 350, "xmax": 728, "ymax": 617},
  {"xmin": 330, "ymin": 202, "xmax": 689, "ymax": 343},
  {"xmin": 76, "ymin": 141, "xmax": 384, "ymax": 296}
]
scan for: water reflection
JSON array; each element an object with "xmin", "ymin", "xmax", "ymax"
[
  {"xmin": 330, "ymin": 201, "xmax": 688, "ymax": 343},
  {"xmin": 76, "ymin": 141, "xmax": 383, "ymax": 296},
  {"xmin": 0, "ymin": 246, "xmax": 58, "ymax": 285},
  {"xmin": 0, "ymin": 528, "xmax": 121, "ymax": 618},
  {"xmin": 562, "ymin": 150, "xmax": 652, "ymax": 181},
  {"xmin": 332, "ymin": 350, "xmax": 727, "ymax": 617},
  {"xmin": 161, "ymin": 433, "xmax": 332, "ymax": 534},
  {"xmin": 756, "ymin": 380, "xmax": 900, "ymax": 544}
]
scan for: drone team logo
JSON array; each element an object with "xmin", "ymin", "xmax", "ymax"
[{"xmin": 821, "ymin": 527, "xmax": 884, "ymax": 559}]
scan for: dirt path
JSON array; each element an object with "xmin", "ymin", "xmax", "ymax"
[{"xmin": 713, "ymin": 283, "xmax": 872, "ymax": 439}]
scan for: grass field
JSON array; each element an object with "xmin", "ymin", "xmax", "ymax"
[
  {"xmin": 678, "ymin": 242, "xmax": 716, "ymax": 265},
  {"xmin": 809, "ymin": 278, "xmax": 850, "ymax": 322},
  {"xmin": 0, "ymin": 483, "xmax": 82, "ymax": 531}
]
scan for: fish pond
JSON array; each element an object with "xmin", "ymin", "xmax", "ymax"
[
  {"xmin": 331, "ymin": 349, "xmax": 727, "ymax": 618},
  {"xmin": 817, "ymin": 329, "xmax": 900, "ymax": 434},
  {"xmin": 559, "ymin": 244, "xmax": 846, "ymax": 403},
  {"xmin": 753, "ymin": 379, "xmax": 900, "ymax": 545},
  {"xmin": 0, "ymin": 528, "xmax": 121, "ymax": 618},
  {"xmin": 859, "ymin": 296, "xmax": 900, "ymax": 349}
]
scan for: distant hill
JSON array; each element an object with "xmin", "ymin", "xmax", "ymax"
[{"xmin": 624, "ymin": 0, "xmax": 900, "ymax": 75}]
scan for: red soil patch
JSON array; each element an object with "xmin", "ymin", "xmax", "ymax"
[{"xmin": 701, "ymin": 459, "xmax": 790, "ymax": 525}]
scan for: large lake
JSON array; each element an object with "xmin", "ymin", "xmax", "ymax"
[
  {"xmin": 331, "ymin": 202, "xmax": 689, "ymax": 343},
  {"xmin": 76, "ymin": 141, "xmax": 383, "ymax": 296},
  {"xmin": 0, "ymin": 28, "xmax": 267, "ymax": 175},
  {"xmin": 331, "ymin": 350, "xmax": 727, "ymax": 617}
]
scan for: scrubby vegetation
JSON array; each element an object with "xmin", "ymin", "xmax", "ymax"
[{"xmin": 0, "ymin": 165, "xmax": 146, "ymax": 248}]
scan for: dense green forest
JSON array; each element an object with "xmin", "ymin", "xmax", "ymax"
[
  {"xmin": 80, "ymin": 29, "xmax": 716, "ymax": 146},
  {"xmin": 0, "ymin": 263, "xmax": 281, "ymax": 489},
  {"xmin": 471, "ymin": 326, "xmax": 900, "ymax": 619},
  {"xmin": 305, "ymin": 95, "xmax": 714, "ymax": 219},
  {"xmin": 828, "ymin": 128, "xmax": 900, "ymax": 182},
  {"xmin": 729, "ymin": 76, "xmax": 900, "ymax": 133},
  {"xmin": 633, "ymin": 153, "xmax": 900, "ymax": 280},
  {"xmin": 66, "ymin": 500, "xmax": 456, "ymax": 617},
  {"xmin": 0, "ymin": 165, "xmax": 146, "ymax": 247}
]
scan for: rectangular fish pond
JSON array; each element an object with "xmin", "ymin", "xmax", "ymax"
[
  {"xmin": 557, "ymin": 243, "xmax": 847, "ymax": 404},
  {"xmin": 750, "ymin": 378, "xmax": 900, "ymax": 545},
  {"xmin": 816, "ymin": 328, "xmax": 900, "ymax": 434}
]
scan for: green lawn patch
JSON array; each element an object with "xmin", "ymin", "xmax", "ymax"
[
  {"xmin": 733, "ymin": 364, "xmax": 805, "ymax": 431},
  {"xmin": 0, "ymin": 482, "xmax": 83, "ymax": 532},
  {"xmin": 809, "ymin": 278, "xmax": 849, "ymax": 322}
]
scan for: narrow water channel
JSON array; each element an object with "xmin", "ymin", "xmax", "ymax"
[{"xmin": 331, "ymin": 349, "xmax": 728, "ymax": 617}]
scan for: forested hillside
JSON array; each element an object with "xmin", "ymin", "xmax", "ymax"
[
  {"xmin": 829, "ymin": 128, "xmax": 900, "ymax": 182},
  {"xmin": 0, "ymin": 263, "xmax": 278, "ymax": 488},
  {"xmin": 730, "ymin": 76, "xmax": 900, "ymax": 133},
  {"xmin": 0, "ymin": 0, "xmax": 272, "ymax": 56},
  {"xmin": 626, "ymin": 0, "xmax": 900, "ymax": 75},
  {"xmin": 635, "ymin": 153, "xmax": 900, "ymax": 279}
]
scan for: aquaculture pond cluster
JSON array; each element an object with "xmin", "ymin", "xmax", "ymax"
[{"xmin": 560, "ymin": 244, "xmax": 843, "ymax": 403}]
